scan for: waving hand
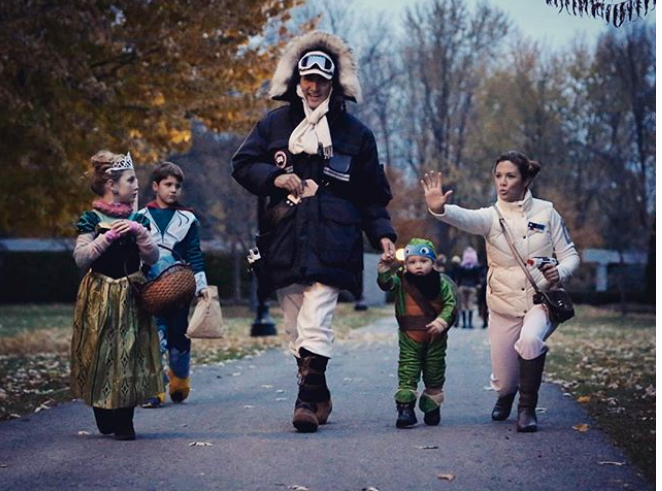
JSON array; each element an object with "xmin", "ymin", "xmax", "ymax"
[{"xmin": 421, "ymin": 171, "xmax": 453, "ymax": 214}]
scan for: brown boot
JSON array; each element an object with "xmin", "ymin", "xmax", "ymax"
[
  {"xmin": 517, "ymin": 353, "xmax": 546, "ymax": 433},
  {"xmin": 293, "ymin": 349, "xmax": 331, "ymax": 432},
  {"xmin": 292, "ymin": 400, "xmax": 319, "ymax": 433},
  {"xmin": 316, "ymin": 399, "xmax": 333, "ymax": 425},
  {"xmin": 491, "ymin": 391, "xmax": 517, "ymax": 421}
]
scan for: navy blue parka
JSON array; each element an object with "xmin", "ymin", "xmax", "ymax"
[{"xmin": 232, "ymin": 97, "xmax": 396, "ymax": 296}]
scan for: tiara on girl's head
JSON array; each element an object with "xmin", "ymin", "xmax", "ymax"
[{"xmin": 105, "ymin": 152, "xmax": 134, "ymax": 174}]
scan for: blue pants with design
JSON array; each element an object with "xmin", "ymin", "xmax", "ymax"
[{"xmin": 147, "ymin": 257, "xmax": 191, "ymax": 381}]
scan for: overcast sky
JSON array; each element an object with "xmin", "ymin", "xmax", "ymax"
[{"xmin": 355, "ymin": 0, "xmax": 655, "ymax": 49}]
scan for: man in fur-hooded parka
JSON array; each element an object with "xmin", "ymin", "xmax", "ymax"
[
  {"xmin": 232, "ymin": 30, "xmax": 396, "ymax": 295},
  {"xmin": 232, "ymin": 31, "xmax": 396, "ymax": 432}
]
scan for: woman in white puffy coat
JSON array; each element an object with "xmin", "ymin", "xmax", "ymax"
[{"xmin": 422, "ymin": 151, "xmax": 579, "ymax": 432}]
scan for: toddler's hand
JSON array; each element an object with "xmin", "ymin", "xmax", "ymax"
[{"xmin": 426, "ymin": 318, "xmax": 449, "ymax": 335}]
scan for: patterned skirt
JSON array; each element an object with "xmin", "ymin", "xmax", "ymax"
[{"xmin": 71, "ymin": 271, "xmax": 164, "ymax": 409}]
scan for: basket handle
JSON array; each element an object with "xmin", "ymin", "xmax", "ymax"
[{"xmin": 156, "ymin": 243, "xmax": 188, "ymax": 264}]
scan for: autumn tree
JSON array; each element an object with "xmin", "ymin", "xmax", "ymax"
[{"xmin": 0, "ymin": 0, "xmax": 298, "ymax": 237}]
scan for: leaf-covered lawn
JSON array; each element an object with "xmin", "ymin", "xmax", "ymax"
[
  {"xmin": 0, "ymin": 302, "xmax": 654, "ymax": 484},
  {"xmin": 0, "ymin": 302, "xmax": 388, "ymax": 420},
  {"xmin": 546, "ymin": 305, "xmax": 656, "ymax": 483}
]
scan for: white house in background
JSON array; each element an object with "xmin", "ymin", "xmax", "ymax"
[{"xmin": 582, "ymin": 249, "xmax": 647, "ymax": 292}]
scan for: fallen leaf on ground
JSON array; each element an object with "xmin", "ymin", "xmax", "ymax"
[
  {"xmin": 577, "ymin": 395, "xmax": 591, "ymax": 404},
  {"xmin": 572, "ymin": 424, "xmax": 590, "ymax": 432},
  {"xmin": 598, "ymin": 461, "xmax": 625, "ymax": 466},
  {"xmin": 437, "ymin": 473, "xmax": 456, "ymax": 481},
  {"xmin": 188, "ymin": 441, "xmax": 213, "ymax": 447}
]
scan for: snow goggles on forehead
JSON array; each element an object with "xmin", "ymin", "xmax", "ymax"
[{"xmin": 298, "ymin": 51, "xmax": 335, "ymax": 79}]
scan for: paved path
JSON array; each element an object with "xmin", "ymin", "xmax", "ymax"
[{"xmin": 0, "ymin": 318, "xmax": 650, "ymax": 490}]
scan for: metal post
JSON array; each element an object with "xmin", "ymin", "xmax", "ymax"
[{"xmin": 251, "ymin": 196, "xmax": 276, "ymax": 337}]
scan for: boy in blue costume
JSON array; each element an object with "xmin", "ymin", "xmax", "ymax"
[{"xmin": 139, "ymin": 162, "xmax": 209, "ymax": 407}]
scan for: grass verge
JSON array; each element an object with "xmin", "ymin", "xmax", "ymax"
[
  {"xmin": 545, "ymin": 304, "xmax": 655, "ymax": 483},
  {"xmin": 0, "ymin": 302, "xmax": 388, "ymax": 421}
]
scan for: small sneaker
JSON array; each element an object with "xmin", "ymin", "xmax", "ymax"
[
  {"xmin": 423, "ymin": 407, "xmax": 441, "ymax": 426},
  {"xmin": 396, "ymin": 402, "xmax": 417, "ymax": 428},
  {"xmin": 141, "ymin": 392, "xmax": 165, "ymax": 409},
  {"xmin": 168, "ymin": 370, "xmax": 190, "ymax": 403}
]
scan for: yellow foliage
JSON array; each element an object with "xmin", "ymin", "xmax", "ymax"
[{"xmin": 169, "ymin": 128, "xmax": 192, "ymax": 145}]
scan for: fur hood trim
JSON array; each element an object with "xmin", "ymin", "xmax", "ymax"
[{"xmin": 269, "ymin": 30, "xmax": 362, "ymax": 103}]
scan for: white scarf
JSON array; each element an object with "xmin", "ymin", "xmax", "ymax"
[{"xmin": 288, "ymin": 85, "xmax": 333, "ymax": 159}]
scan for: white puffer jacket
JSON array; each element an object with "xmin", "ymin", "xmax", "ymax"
[{"xmin": 431, "ymin": 190, "xmax": 580, "ymax": 317}]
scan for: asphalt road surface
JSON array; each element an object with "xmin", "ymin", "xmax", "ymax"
[{"xmin": 0, "ymin": 317, "xmax": 650, "ymax": 490}]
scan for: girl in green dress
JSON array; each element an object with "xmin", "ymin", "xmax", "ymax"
[{"xmin": 71, "ymin": 150, "xmax": 163, "ymax": 440}]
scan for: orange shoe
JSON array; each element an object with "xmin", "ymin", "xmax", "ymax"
[{"xmin": 167, "ymin": 369, "xmax": 190, "ymax": 403}]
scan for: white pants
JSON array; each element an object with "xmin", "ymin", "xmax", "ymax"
[
  {"xmin": 277, "ymin": 282, "xmax": 339, "ymax": 359},
  {"xmin": 488, "ymin": 304, "xmax": 551, "ymax": 397}
]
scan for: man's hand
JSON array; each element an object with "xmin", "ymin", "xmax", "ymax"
[
  {"xmin": 380, "ymin": 237, "xmax": 395, "ymax": 262},
  {"xmin": 426, "ymin": 318, "xmax": 449, "ymax": 335},
  {"xmin": 274, "ymin": 174, "xmax": 304, "ymax": 198},
  {"xmin": 378, "ymin": 257, "xmax": 394, "ymax": 273},
  {"xmin": 421, "ymin": 171, "xmax": 453, "ymax": 214}
]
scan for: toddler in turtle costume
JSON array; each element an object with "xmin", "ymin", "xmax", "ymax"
[{"xmin": 378, "ymin": 238, "xmax": 457, "ymax": 427}]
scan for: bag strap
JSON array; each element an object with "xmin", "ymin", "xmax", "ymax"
[
  {"xmin": 493, "ymin": 205, "xmax": 542, "ymax": 294},
  {"xmin": 401, "ymin": 273, "xmax": 438, "ymax": 319}
]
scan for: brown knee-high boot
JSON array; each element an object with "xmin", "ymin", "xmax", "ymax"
[
  {"xmin": 517, "ymin": 353, "xmax": 546, "ymax": 433},
  {"xmin": 293, "ymin": 348, "xmax": 332, "ymax": 433}
]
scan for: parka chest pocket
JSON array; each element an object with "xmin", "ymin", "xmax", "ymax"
[
  {"xmin": 323, "ymin": 153, "xmax": 353, "ymax": 183},
  {"xmin": 318, "ymin": 195, "xmax": 362, "ymax": 267}
]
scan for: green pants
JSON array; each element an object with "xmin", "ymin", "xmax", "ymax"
[{"xmin": 395, "ymin": 331, "xmax": 447, "ymax": 411}]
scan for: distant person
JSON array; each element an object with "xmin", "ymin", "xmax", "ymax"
[
  {"xmin": 477, "ymin": 267, "xmax": 489, "ymax": 329},
  {"xmin": 138, "ymin": 162, "xmax": 210, "ymax": 408},
  {"xmin": 422, "ymin": 151, "xmax": 579, "ymax": 432},
  {"xmin": 71, "ymin": 150, "xmax": 162, "ymax": 440},
  {"xmin": 377, "ymin": 238, "xmax": 457, "ymax": 428},
  {"xmin": 446, "ymin": 255, "xmax": 461, "ymax": 327},
  {"xmin": 456, "ymin": 246, "xmax": 481, "ymax": 328},
  {"xmin": 232, "ymin": 31, "xmax": 396, "ymax": 433},
  {"xmin": 447, "ymin": 255, "xmax": 461, "ymax": 282},
  {"xmin": 433, "ymin": 253, "xmax": 447, "ymax": 274}
]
